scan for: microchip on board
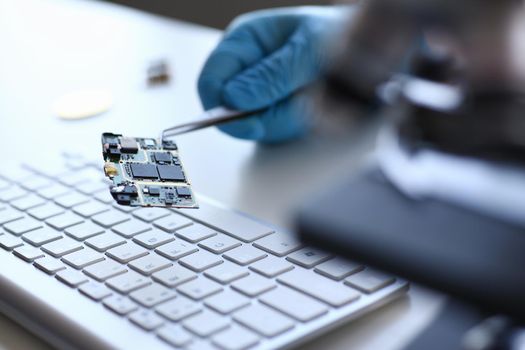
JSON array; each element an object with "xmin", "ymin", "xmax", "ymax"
[
  {"xmin": 153, "ymin": 152, "xmax": 172, "ymax": 163},
  {"xmin": 120, "ymin": 137, "xmax": 139, "ymax": 153},
  {"xmin": 101, "ymin": 132, "xmax": 197, "ymax": 208}
]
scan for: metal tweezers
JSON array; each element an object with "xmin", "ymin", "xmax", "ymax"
[{"xmin": 160, "ymin": 106, "xmax": 260, "ymax": 141}]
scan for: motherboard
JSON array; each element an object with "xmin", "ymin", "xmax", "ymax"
[{"xmin": 101, "ymin": 132, "xmax": 197, "ymax": 208}]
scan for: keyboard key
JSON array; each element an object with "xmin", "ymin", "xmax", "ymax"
[
  {"xmin": 223, "ymin": 245, "xmax": 267, "ymax": 266},
  {"xmin": 249, "ymin": 256, "xmax": 294, "ymax": 278},
  {"xmin": 4, "ymin": 217, "xmax": 43, "ymax": 236},
  {"xmin": 286, "ymin": 247, "xmax": 333, "ymax": 268},
  {"xmin": 198, "ymin": 234, "xmax": 241, "ymax": 254},
  {"xmin": 93, "ymin": 190, "xmax": 113, "ymax": 204},
  {"xmin": 0, "ymin": 208, "xmax": 24, "ymax": 225},
  {"xmin": 22, "ymin": 227, "xmax": 62, "ymax": 246},
  {"xmin": 62, "ymin": 248, "xmax": 104, "ymax": 269},
  {"xmin": 65, "ymin": 222, "xmax": 105, "ymax": 241},
  {"xmin": 46, "ymin": 212, "xmax": 84, "ymax": 230},
  {"xmin": 42, "ymin": 237, "xmax": 83, "ymax": 257},
  {"xmin": 277, "ymin": 268, "xmax": 360, "ymax": 307},
  {"xmin": 19, "ymin": 175, "xmax": 51, "ymax": 191},
  {"xmin": 10, "ymin": 194, "xmax": 46, "ymax": 211},
  {"xmin": 152, "ymin": 265, "xmax": 197, "ymax": 288},
  {"xmin": 179, "ymin": 250, "xmax": 223, "ymax": 272},
  {"xmin": 204, "ymin": 290, "xmax": 250, "ymax": 314},
  {"xmin": 233, "ymin": 304, "xmax": 294, "ymax": 337},
  {"xmin": 25, "ymin": 160, "xmax": 55, "ymax": 175},
  {"xmin": 260, "ymin": 286, "xmax": 328, "ymax": 322},
  {"xmin": 183, "ymin": 310, "xmax": 229, "ymax": 337},
  {"xmin": 129, "ymin": 310, "xmax": 164, "ymax": 331},
  {"xmin": 0, "ymin": 186, "xmax": 27, "ymax": 202},
  {"xmin": 175, "ymin": 202, "xmax": 274, "ymax": 242},
  {"xmin": 56, "ymin": 269, "xmax": 88, "ymax": 287},
  {"xmin": 253, "ymin": 232, "xmax": 302, "ymax": 257},
  {"xmin": 112, "ymin": 219, "xmax": 151, "ymax": 238},
  {"xmin": 65, "ymin": 166, "xmax": 100, "ymax": 181},
  {"xmin": 344, "ymin": 269, "xmax": 395, "ymax": 293},
  {"xmin": 129, "ymin": 254, "xmax": 172, "ymax": 275},
  {"xmin": 37, "ymin": 184, "xmax": 69, "ymax": 199},
  {"xmin": 65, "ymin": 158, "xmax": 89, "ymax": 171},
  {"xmin": 0, "ymin": 167, "xmax": 33, "ymax": 180},
  {"xmin": 155, "ymin": 297, "xmax": 202, "ymax": 321},
  {"xmin": 112, "ymin": 203, "xmax": 137, "ymax": 213},
  {"xmin": 25, "ymin": 167, "xmax": 63, "ymax": 180},
  {"xmin": 106, "ymin": 270, "xmax": 151, "ymax": 293},
  {"xmin": 103, "ymin": 295, "xmax": 138, "ymax": 315},
  {"xmin": 92, "ymin": 210, "xmax": 129, "ymax": 228},
  {"xmin": 85, "ymin": 232, "xmax": 125, "ymax": 251},
  {"xmin": 13, "ymin": 245, "xmax": 45, "ymax": 262},
  {"xmin": 231, "ymin": 274, "xmax": 276, "ymax": 297},
  {"xmin": 79, "ymin": 281, "xmax": 113, "ymax": 300},
  {"xmin": 212, "ymin": 325, "xmax": 259, "ymax": 350},
  {"xmin": 27, "ymin": 203, "xmax": 64, "ymax": 220},
  {"xmin": 187, "ymin": 340, "xmax": 217, "ymax": 350},
  {"xmin": 132, "ymin": 208, "xmax": 170, "ymax": 223},
  {"xmin": 153, "ymin": 214, "xmax": 192, "ymax": 232},
  {"xmin": 59, "ymin": 170, "xmax": 98, "ymax": 187},
  {"xmin": 176, "ymin": 224, "xmax": 217, "ymax": 243},
  {"xmin": 72, "ymin": 201, "xmax": 109, "ymax": 218},
  {"xmin": 133, "ymin": 229, "xmax": 174, "ymax": 249},
  {"xmin": 314, "ymin": 258, "xmax": 363, "ymax": 281},
  {"xmin": 157, "ymin": 325, "xmax": 193, "ymax": 348},
  {"xmin": 83, "ymin": 259, "xmax": 127, "ymax": 281},
  {"xmin": 76, "ymin": 180, "xmax": 107, "ymax": 195},
  {"xmin": 34, "ymin": 256, "xmax": 66, "ymax": 274},
  {"xmin": 177, "ymin": 277, "xmax": 223, "ymax": 300},
  {"xmin": 204, "ymin": 261, "xmax": 249, "ymax": 284},
  {"xmin": 29, "ymin": 166, "xmax": 61, "ymax": 178},
  {"xmin": 155, "ymin": 240, "xmax": 198, "ymax": 260},
  {"xmin": 0, "ymin": 234, "xmax": 24, "ymax": 250},
  {"xmin": 106, "ymin": 243, "xmax": 148, "ymax": 263},
  {"xmin": 130, "ymin": 283, "xmax": 176, "ymax": 307},
  {"xmin": 54, "ymin": 192, "xmax": 90, "ymax": 208}
]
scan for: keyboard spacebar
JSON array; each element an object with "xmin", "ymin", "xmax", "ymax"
[{"xmin": 174, "ymin": 201, "xmax": 274, "ymax": 243}]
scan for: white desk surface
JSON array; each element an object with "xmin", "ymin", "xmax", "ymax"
[{"xmin": 0, "ymin": 0, "xmax": 445, "ymax": 349}]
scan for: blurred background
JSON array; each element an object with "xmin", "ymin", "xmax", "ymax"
[{"xmin": 100, "ymin": 0, "xmax": 335, "ymax": 28}]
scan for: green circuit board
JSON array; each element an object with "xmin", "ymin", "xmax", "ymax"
[{"xmin": 101, "ymin": 132, "xmax": 197, "ymax": 208}]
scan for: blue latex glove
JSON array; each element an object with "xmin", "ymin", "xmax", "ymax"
[{"xmin": 198, "ymin": 6, "xmax": 349, "ymax": 143}]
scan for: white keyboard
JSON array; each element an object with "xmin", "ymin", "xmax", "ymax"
[{"xmin": 0, "ymin": 155, "xmax": 408, "ymax": 350}]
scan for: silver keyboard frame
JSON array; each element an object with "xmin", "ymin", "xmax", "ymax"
[{"xmin": 0, "ymin": 164, "xmax": 409, "ymax": 350}]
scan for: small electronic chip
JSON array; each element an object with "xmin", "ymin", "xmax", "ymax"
[
  {"xmin": 130, "ymin": 163, "xmax": 158, "ymax": 179},
  {"xmin": 120, "ymin": 137, "xmax": 139, "ymax": 153},
  {"xmin": 157, "ymin": 165, "xmax": 185, "ymax": 181},
  {"xmin": 101, "ymin": 132, "xmax": 197, "ymax": 208},
  {"xmin": 147, "ymin": 187, "xmax": 160, "ymax": 196},
  {"xmin": 176, "ymin": 187, "xmax": 192, "ymax": 197},
  {"xmin": 162, "ymin": 140, "xmax": 177, "ymax": 150},
  {"xmin": 153, "ymin": 152, "xmax": 172, "ymax": 163}
]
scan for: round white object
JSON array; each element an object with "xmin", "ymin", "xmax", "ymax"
[{"xmin": 53, "ymin": 89, "xmax": 112, "ymax": 120}]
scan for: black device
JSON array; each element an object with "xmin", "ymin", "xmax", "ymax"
[{"xmin": 296, "ymin": 170, "xmax": 525, "ymax": 320}]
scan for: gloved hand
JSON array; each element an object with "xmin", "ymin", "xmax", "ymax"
[{"xmin": 198, "ymin": 6, "xmax": 350, "ymax": 143}]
